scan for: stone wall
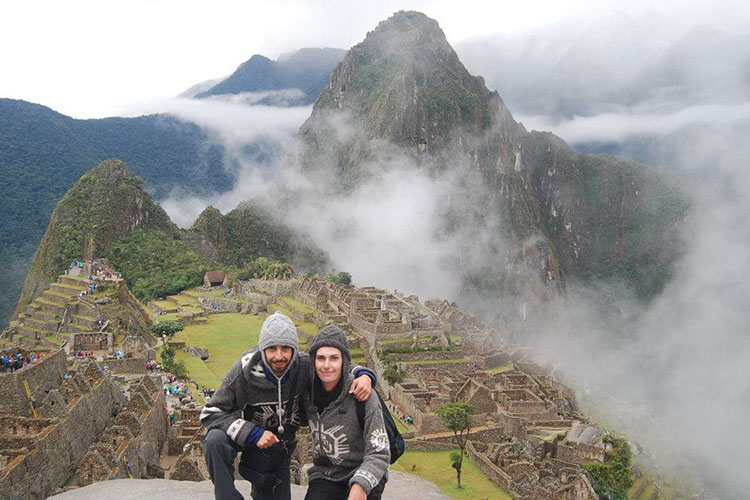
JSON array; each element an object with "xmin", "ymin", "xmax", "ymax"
[
  {"xmin": 199, "ymin": 296, "xmax": 255, "ymax": 314},
  {"xmin": 240, "ymin": 278, "xmax": 299, "ymax": 297},
  {"xmin": 0, "ymin": 370, "xmax": 124, "ymax": 500},
  {"xmin": 0, "ymin": 349, "xmax": 67, "ymax": 417},
  {"xmin": 267, "ymin": 303, "xmax": 313, "ymax": 323},
  {"xmin": 71, "ymin": 332, "xmax": 112, "ymax": 351},
  {"xmin": 466, "ymin": 440, "xmax": 516, "ymax": 494},
  {"xmin": 404, "ymin": 439, "xmax": 455, "ymax": 451},
  {"xmin": 386, "ymin": 350, "xmax": 464, "ymax": 362},
  {"xmin": 78, "ymin": 376, "xmax": 167, "ymax": 487}
]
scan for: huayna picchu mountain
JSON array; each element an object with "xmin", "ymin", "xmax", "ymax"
[
  {"xmin": 13, "ymin": 159, "xmax": 328, "ymax": 321},
  {"xmin": 14, "ymin": 159, "xmax": 180, "ymax": 316},
  {"xmin": 298, "ymin": 11, "xmax": 690, "ymax": 326},
  {"xmin": 0, "ymin": 98, "xmax": 234, "ymax": 328}
]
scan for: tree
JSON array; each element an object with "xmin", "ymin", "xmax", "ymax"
[
  {"xmin": 584, "ymin": 435, "xmax": 634, "ymax": 500},
  {"xmin": 323, "ymin": 271, "xmax": 352, "ymax": 285},
  {"xmin": 151, "ymin": 320, "xmax": 184, "ymax": 345},
  {"xmin": 435, "ymin": 402, "xmax": 476, "ymax": 488},
  {"xmin": 160, "ymin": 345, "xmax": 188, "ymax": 379}
]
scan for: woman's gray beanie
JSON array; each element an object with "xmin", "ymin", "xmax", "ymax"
[{"xmin": 309, "ymin": 324, "xmax": 351, "ymax": 364}]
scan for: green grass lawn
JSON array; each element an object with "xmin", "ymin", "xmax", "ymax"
[
  {"xmin": 485, "ymin": 363, "xmax": 513, "ymax": 374},
  {"xmin": 269, "ymin": 303, "xmax": 318, "ymax": 340},
  {"xmin": 155, "ymin": 313, "xmax": 180, "ymax": 322},
  {"xmin": 278, "ymin": 295, "xmax": 315, "ymax": 314},
  {"xmin": 392, "ymin": 449, "xmax": 512, "ymax": 500},
  {"xmin": 171, "ymin": 312, "xmax": 268, "ymax": 386},
  {"xmin": 150, "ymin": 300, "xmax": 179, "ymax": 311}
]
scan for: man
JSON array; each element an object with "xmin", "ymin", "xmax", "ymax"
[
  {"xmin": 202, "ymin": 312, "xmax": 376, "ymax": 500},
  {"xmin": 302, "ymin": 325, "xmax": 390, "ymax": 500}
]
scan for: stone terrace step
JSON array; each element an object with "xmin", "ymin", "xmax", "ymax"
[
  {"xmin": 22, "ymin": 317, "xmax": 59, "ymax": 332},
  {"xmin": 31, "ymin": 309, "xmax": 60, "ymax": 321},
  {"xmin": 35, "ymin": 298, "xmax": 66, "ymax": 315},
  {"xmin": 42, "ymin": 290, "xmax": 74, "ymax": 306},
  {"xmin": 58, "ymin": 275, "xmax": 92, "ymax": 287},
  {"xmin": 15, "ymin": 324, "xmax": 46, "ymax": 339},
  {"xmin": 23, "ymin": 305, "xmax": 40, "ymax": 316},
  {"xmin": 69, "ymin": 314, "xmax": 99, "ymax": 330},
  {"xmin": 51, "ymin": 282, "xmax": 87, "ymax": 296}
]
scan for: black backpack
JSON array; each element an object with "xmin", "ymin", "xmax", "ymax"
[{"xmin": 356, "ymin": 391, "xmax": 405, "ymax": 464}]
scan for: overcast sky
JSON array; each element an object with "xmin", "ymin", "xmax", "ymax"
[{"xmin": 1, "ymin": 0, "xmax": 749, "ymax": 118}]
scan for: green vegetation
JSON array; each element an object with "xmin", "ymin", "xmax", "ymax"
[
  {"xmin": 392, "ymin": 449, "xmax": 512, "ymax": 500},
  {"xmin": 150, "ymin": 320, "xmax": 184, "ymax": 342},
  {"xmin": 485, "ymin": 363, "xmax": 513, "ymax": 374},
  {"xmin": 379, "ymin": 337, "xmax": 413, "ymax": 345},
  {"xmin": 384, "ymin": 363, "xmax": 404, "ymax": 385},
  {"xmin": 106, "ymin": 228, "xmax": 211, "ymax": 302},
  {"xmin": 191, "ymin": 203, "xmax": 327, "ymax": 271},
  {"xmin": 382, "ymin": 344, "xmax": 456, "ymax": 355},
  {"xmin": 436, "ymin": 403, "xmax": 476, "ymax": 489},
  {"xmin": 400, "ymin": 357, "xmax": 469, "ymax": 365},
  {"xmin": 585, "ymin": 435, "xmax": 634, "ymax": 500},
  {"xmin": 15, "ymin": 159, "xmax": 178, "ymax": 311},
  {"xmin": 232, "ymin": 257, "xmax": 294, "ymax": 281},
  {"xmin": 160, "ymin": 345, "xmax": 188, "ymax": 380},
  {"xmin": 322, "ymin": 271, "xmax": 352, "ymax": 285},
  {"xmin": 0, "ymin": 99, "xmax": 235, "ymax": 328},
  {"xmin": 173, "ymin": 349, "xmax": 221, "ymax": 391},
  {"xmin": 278, "ymin": 295, "xmax": 315, "ymax": 315}
]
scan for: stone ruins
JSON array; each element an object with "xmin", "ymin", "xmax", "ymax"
[
  {"xmin": 1, "ymin": 266, "xmax": 621, "ymax": 500},
  {"xmin": 162, "ymin": 276, "xmax": 617, "ymax": 500},
  {"xmin": 0, "ymin": 348, "xmax": 168, "ymax": 500}
]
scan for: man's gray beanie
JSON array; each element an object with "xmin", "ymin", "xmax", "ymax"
[
  {"xmin": 309, "ymin": 324, "xmax": 351, "ymax": 365},
  {"xmin": 259, "ymin": 312, "xmax": 299, "ymax": 354}
]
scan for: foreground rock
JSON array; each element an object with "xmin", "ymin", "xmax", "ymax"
[{"xmin": 47, "ymin": 471, "xmax": 451, "ymax": 500}]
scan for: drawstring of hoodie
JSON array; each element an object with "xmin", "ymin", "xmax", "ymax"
[{"xmin": 276, "ymin": 376, "xmax": 285, "ymax": 435}]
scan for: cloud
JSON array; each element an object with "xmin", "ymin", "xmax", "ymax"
[
  {"xmin": 124, "ymin": 94, "xmax": 311, "ymax": 146},
  {"xmin": 148, "ymin": 96, "xmax": 310, "ymax": 227},
  {"xmin": 517, "ymin": 102, "xmax": 750, "ymax": 144}
]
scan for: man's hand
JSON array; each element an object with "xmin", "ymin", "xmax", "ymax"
[
  {"xmin": 350, "ymin": 374, "xmax": 372, "ymax": 401},
  {"xmin": 256, "ymin": 430, "xmax": 279, "ymax": 449},
  {"xmin": 348, "ymin": 482, "xmax": 367, "ymax": 500}
]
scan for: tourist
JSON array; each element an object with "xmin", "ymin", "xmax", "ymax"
[
  {"xmin": 302, "ymin": 325, "xmax": 390, "ymax": 500},
  {"xmin": 201, "ymin": 312, "xmax": 377, "ymax": 500}
]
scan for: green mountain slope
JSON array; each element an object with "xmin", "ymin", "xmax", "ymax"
[
  {"xmin": 298, "ymin": 11, "xmax": 689, "ymax": 323},
  {"xmin": 14, "ymin": 159, "xmax": 181, "ymax": 315},
  {"xmin": 189, "ymin": 204, "xmax": 328, "ymax": 272},
  {"xmin": 197, "ymin": 48, "xmax": 345, "ymax": 105}
]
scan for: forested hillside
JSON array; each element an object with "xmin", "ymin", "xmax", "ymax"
[{"xmin": 0, "ymin": 99, "xmax": 233, "ymax": 327}]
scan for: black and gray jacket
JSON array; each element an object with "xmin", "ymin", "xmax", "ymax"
[
  {"xmin": 302, "ymin": 372, "xmax": 390, "ymax": 494},
  {"xmin": 200, "ymin": 348, "xmax": 374, "ymax": 447}
]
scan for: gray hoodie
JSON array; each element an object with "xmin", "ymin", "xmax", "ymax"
[{"xmin": 303, "ymin": 325, "xmax": 390, "ymax": 493}]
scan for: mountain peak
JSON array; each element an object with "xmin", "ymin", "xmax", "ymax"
[
  {"xmin": 14, "ymin": 159, "xmax": 176, "ymax": 317},
  {"xmin": 364, "ymin": 10, "xmax": 451, "ymax": 60},
  {"xmin": 299, "ymin": 11, "xmax": 503, "ymax": 181}
]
